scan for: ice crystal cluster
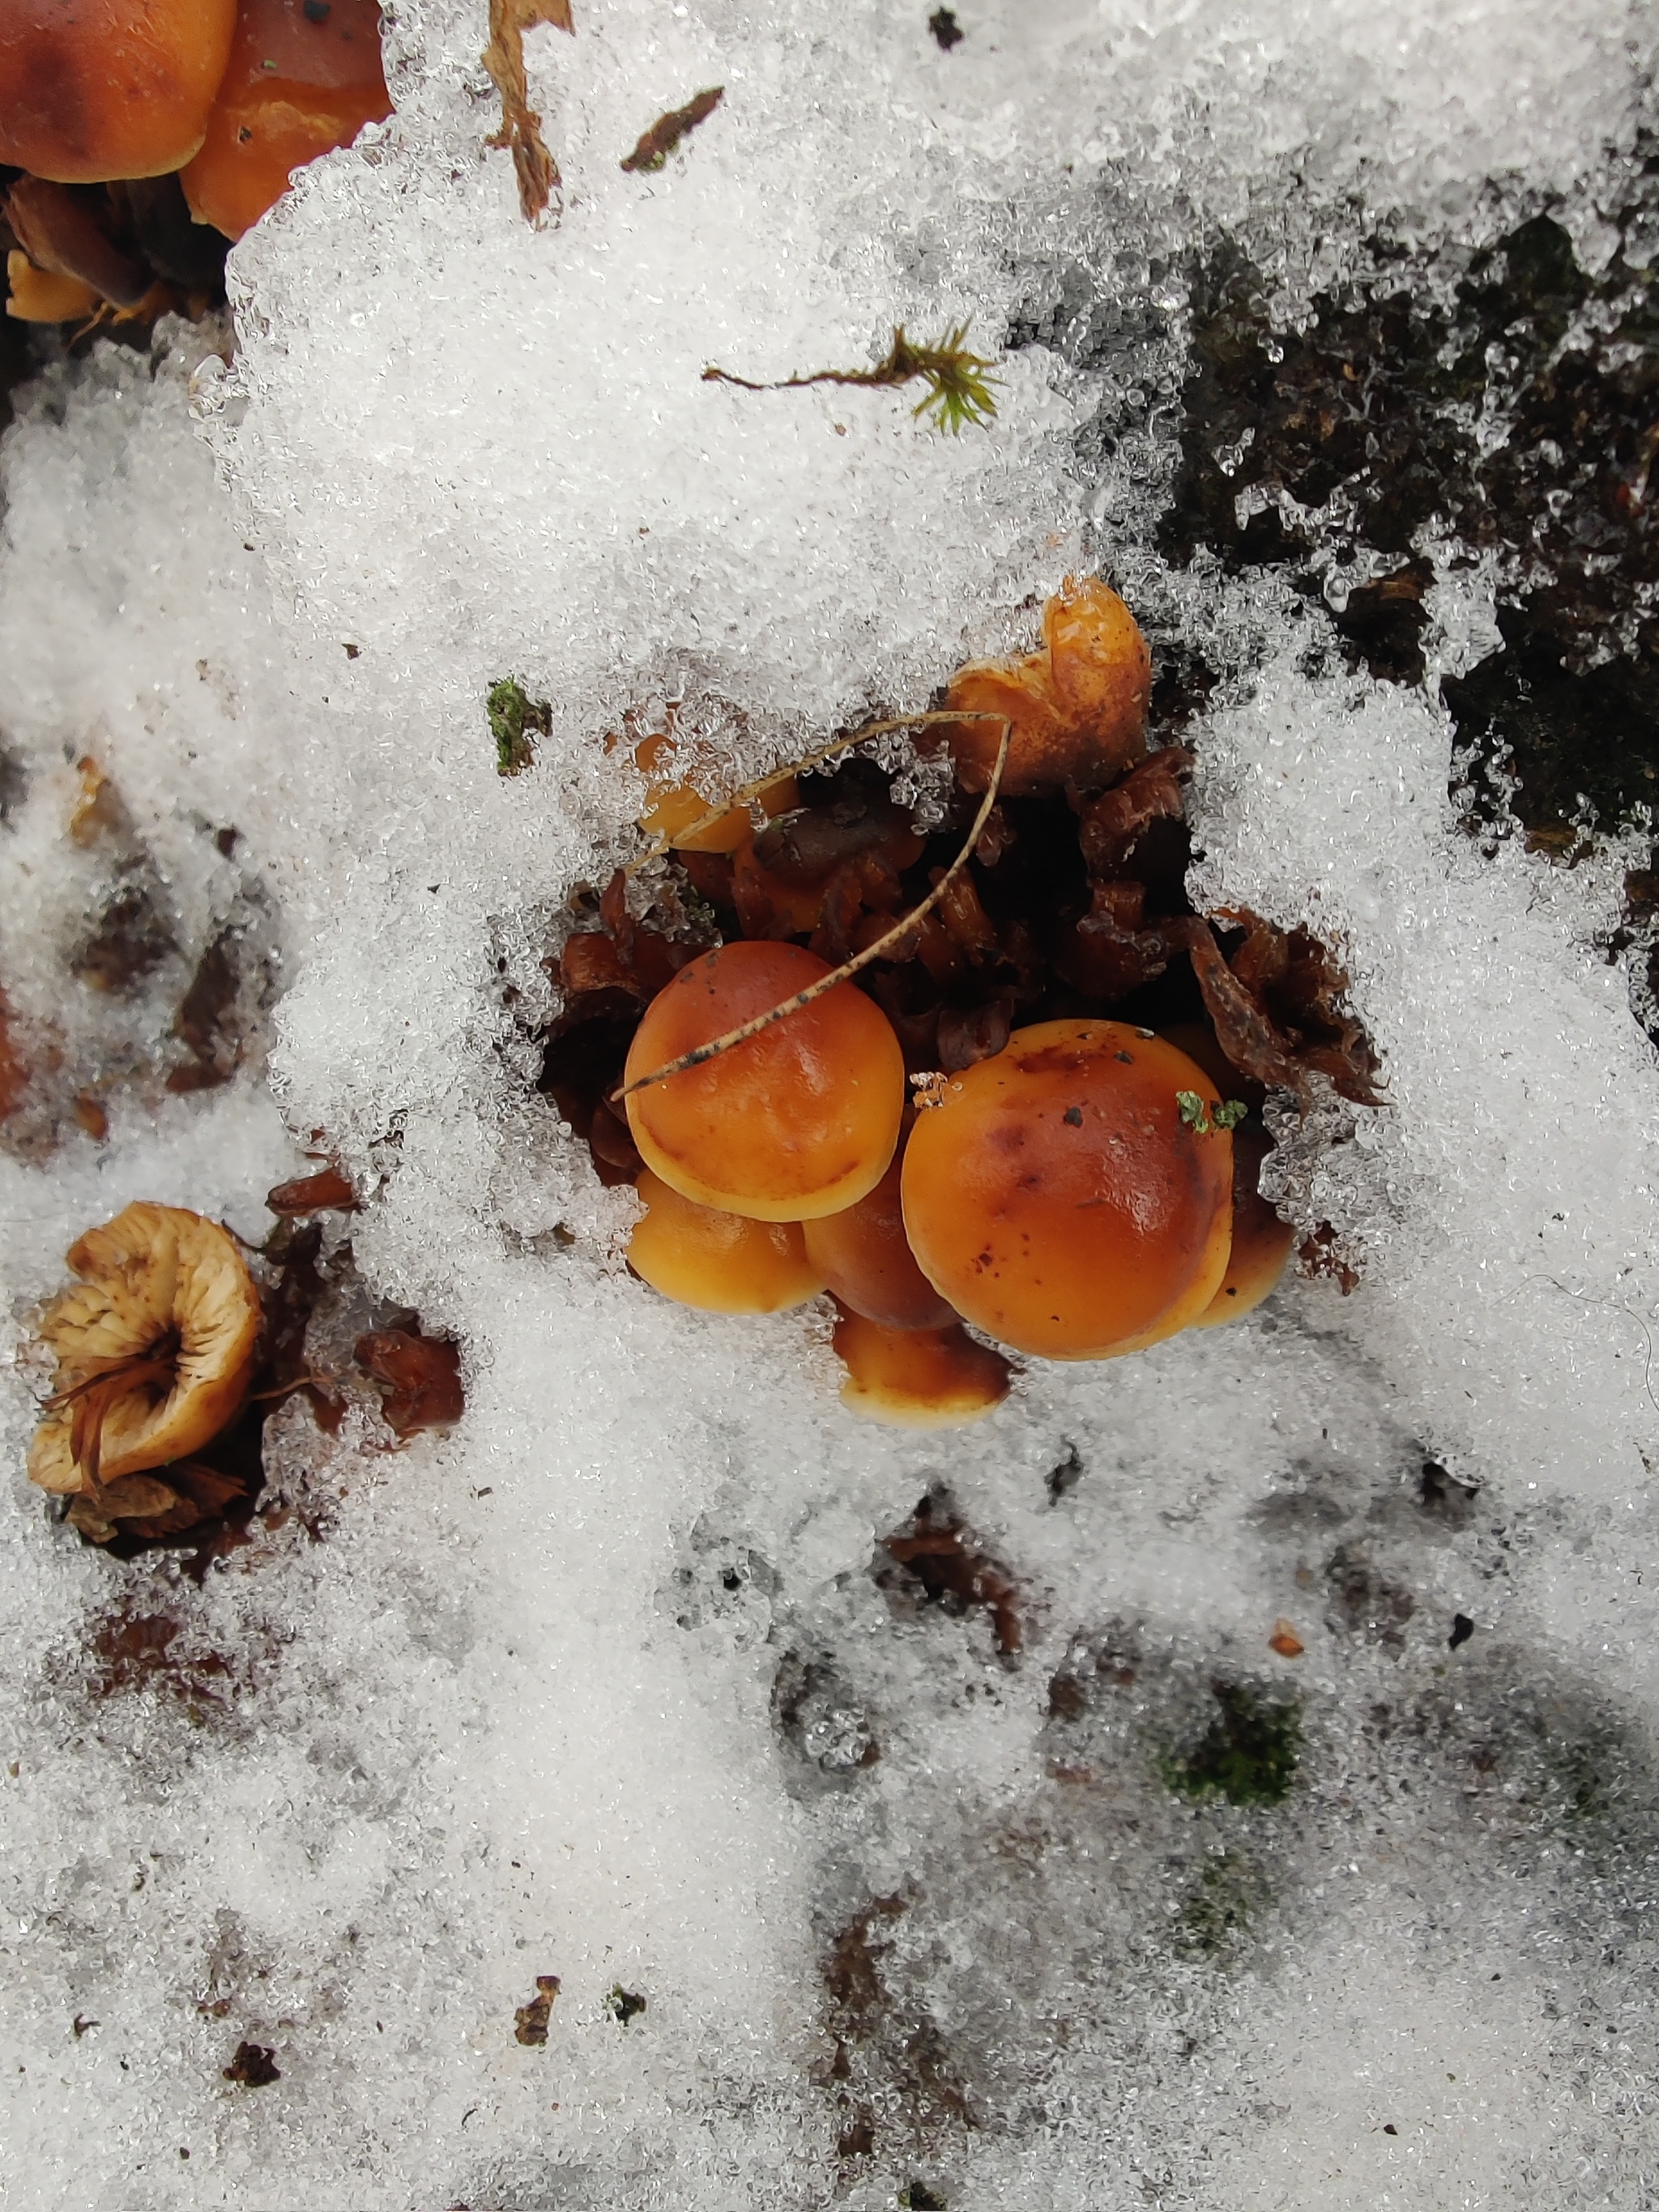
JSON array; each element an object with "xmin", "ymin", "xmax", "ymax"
[{"xmin": 2, "ymin": 0, "xmax": 1659, "ymax": 2205}]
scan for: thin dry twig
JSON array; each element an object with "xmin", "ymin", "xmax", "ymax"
[
  {"xmin": 624, "ymin": 706, "xmax": 983, "ymax": 877},
  {"xmin": 614, "ymin": 719, "xmax": 1011, "ymax": 1102},
  {"xmin": 483, "ymin": 0, "xmax": 574, "ymax": 224}
]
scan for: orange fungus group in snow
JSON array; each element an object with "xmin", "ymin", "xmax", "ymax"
[{"xmin": 535, "ymin": 579, "xmax": 1341, "ymax": 1430}]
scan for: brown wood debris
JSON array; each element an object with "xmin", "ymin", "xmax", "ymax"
[{"xmin": 482, "ymin": 0, "xmax": 574, "ymax": 224}]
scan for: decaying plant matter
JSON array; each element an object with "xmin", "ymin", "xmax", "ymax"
[
  {"xmin": 620, "ymin": 87, "xmax": 723, "ymax": 174},
  {"xmin": 482, "ymin": 0, "xmax": 574, "ymax": 224},
  {"xmin": 24, "ymin": 1186, "xmax": 467, "ymax": 1548}
]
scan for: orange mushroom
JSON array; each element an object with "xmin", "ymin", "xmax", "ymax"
[
  {"xmin": 831, "ymin": 1306, "xmax": 1011, "ymax": 1428},
  {"xmin": 622, "ymin": 941, "xmax": 905, "ymax": 1222},
  {"xmin": 0, "ymin": 0, "xmax": 237, "ymax": 183},
  {"xmin": 628, "ymin": 1171, "xmax": 824, "ymax": 1314},
  {"xmin": 634, "ymin": 732, "xmax": 800, "ymax": 855},
  {"xmin": 802, "ymin": 1153, "xmax": 956, "ymax": 1330},
  {"xmin": 181, "ymin": 0, "xmax": 390, "ymax": 241},
  {"xmin": 1192, "ymin": 1126, "xmax": 1295, "ymax": 1327},
  {"xmin": 901, "ymin": 1020, "xmax": 1234, "ymax": 1360},
  {"xmin": 5, "ymin": 253, "xmax": 99, "ymax": 324},
  {"xmin": 938, "ymin": 575, "xmax": 1150, "ymax": 796}
]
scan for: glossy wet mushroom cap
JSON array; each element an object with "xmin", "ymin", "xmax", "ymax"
[
  {"xmin": 831, "ymin": 1305, "xmax": 1012, "ymax": 1428},
  {"xmin": 628, "ymin": 1171, "xmax": 825, "ymax": 1314},
  {"xmin": 803, "ymin": 1153, "xmax": 957, "ymax": 1330},
  {"xmin": 0, "ymin": 0, "xmax": 238, "ymax": 183},
  {"xmin": 623, "ymin": 940, "xmax": 906, "ymax": 1223},
  {"xmin": 1192, "ymin": 1126, "xmax": 1295, "ymax": 1327},
  {"xmin": 901, "ymin": 1019, "xmax": 1234, "ymax": 1361},
  {"xmin": 181, "ymin": 0, "xmax": 392, "ymax": 241}
]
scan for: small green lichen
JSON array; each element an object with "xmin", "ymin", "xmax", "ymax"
[
  {"xmin": 1176, "ymin": 1091, "xmax": 1249, "ymax": 1136},
  {"xmin": 488, "ymin": 676, "xmax": 552, "ymax": 778},
  {"xmin": 604, "ymin": 1984, "xmax": 647, "ymax": 2026},
  {"xmin": 1159, "ymin": 1682, "xmax": 1302, "ymax": 1806}
]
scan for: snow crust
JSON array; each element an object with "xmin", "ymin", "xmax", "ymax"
[{"xmin": 2, "ymin": 0, "xmax": 1659, "ymax": 2205}]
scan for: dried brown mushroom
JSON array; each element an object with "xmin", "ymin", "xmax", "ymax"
[{"xmin": 28, "ymin": 1204, "xmax": 261, "ymax": 1533}]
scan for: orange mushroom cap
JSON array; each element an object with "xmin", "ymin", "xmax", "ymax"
[
  {"xmin": 628, "ymin": 1171, "xmax": 824, "ymax": 1315},
  {"xmin": 623, "ymin": 941, "xmax": 905, "ymax": 1224},
  {"xmin": 831, "ymin": 1306, "xmax": 1012, "ymax": 1429},
  {"xmin": 181, "ymin": 0, "xmax": 390, "ymax": 241},
  {"xmin": 1192, "ymin": 1127, "xmax": 1294, "ymax": 1328},
  {"xmin": 902, "ymin": 1019, "xmax": 1234, "ymax": 1361},
  {"xmin": 0, "ymin": 0, "xmax": 237, "ymax": 183},
  {"xmin": 939, "ymin": 576, "xmax": 1150, "ymax": 798},
  {"xmin": 803, "ymin": 1153, "xmax": 956, "ymax": 1330}
]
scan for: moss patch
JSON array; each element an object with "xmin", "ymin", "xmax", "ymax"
[{"xmin": 1159, "ymin": 1681, "xmax": 1302, "ymax": 1807}]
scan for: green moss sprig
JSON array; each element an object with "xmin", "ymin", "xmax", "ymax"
[
  {"xmin": 1176, "ymin": 1091, "xmax": 1248, "ymax": 1135},
  {"xmin": 702, "ymin": 322, "xmax": 1000, "ymax": 435},
  {"xmin": 488, "ymin": 676, "xmax": 552, "ymax": 778}
]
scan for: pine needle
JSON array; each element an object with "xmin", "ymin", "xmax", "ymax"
[{"xmin": 702, "ymin": 322, "xmax": 1000, "ymax": 434}]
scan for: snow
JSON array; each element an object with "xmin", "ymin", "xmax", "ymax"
[{"xmin": 2, "ymin": 0, "xmax": 1659, "ymax": 2205}]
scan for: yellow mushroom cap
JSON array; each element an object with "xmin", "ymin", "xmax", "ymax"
[{"xmin": 28, "ymin": 1202, "xmax": 261, "ymax": 1493}]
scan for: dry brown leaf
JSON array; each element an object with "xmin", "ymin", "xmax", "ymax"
[
  {"xmin": 0, "ymin": 989, "xmax": 28, "ymax": 1122},
  {"xmin": 265, "ymin": 1166, "xmax": 357, "ymax": 1217},
  {"xmin": 354, "ymin": 1329, "xmax": 465, "ymax": 1437},
  {"xmin": 514, "ymin": 1974, "xmax": 561, "ymax": 2045},
  {"xmin": 620, "ymin": 86, "xmax": 723, "ymax": 174},
  {"xmin": 483, "ymin": 0, "xmax": 574, "ymax": 225},
  {"xmin": 66, "ymin": 1474, "xmax": 182, "ymax": 1543}
]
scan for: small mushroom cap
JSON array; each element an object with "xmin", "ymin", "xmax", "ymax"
[
  {"xmin": 29, "ymin": 1202, "xmax": 260, "ymax": 1490},
  {"xmin": 6, "ymin": 254, "xmax": 100, "ymax": 325},
  {"xmin": 628, "ymin": 1172, "xmax": 825, "ymax": 1314},
  {"xmin": 0, "ymin": 0, "xmax": 237, "ymax": 183},
  {"xmin": 624, "ymin": 941, "xmax": 906, "ymax": 1223},
  {"xmin": 180, "ymin": 0, "xmax": 392, "ymax": 241},
  {"xmin": 831, "ymin": 1307, "xmax": 1011, "ymax": 1429},
  {"xmin": 902, "ymin": 1020, "xmax": 1235, "ymax": 1361},
  {"xmin": 634, "ymin": 734, "xmax": 800, "ymax": 854},
  {"xmin": 802, "ymin": 1155, "xmax": 957, "ymax": 1330},
  {"xmin": 1192, "ymin": 1127, "xmax": 1295, "ymax": 1328},
  {"xmin": 940, "ymin": 577, "xmax": 1149, "ymax": 797}
]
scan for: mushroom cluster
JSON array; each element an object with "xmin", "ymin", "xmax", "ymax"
[
  {"xmin": 542, "ymin": 579, "xmax": 1379, "ymax": 1427},
  {"xmin": 0, "ymin": 0, "xmax": 389, "ymax": 327}
]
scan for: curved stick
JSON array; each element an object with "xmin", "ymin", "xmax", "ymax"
[{"xmin": 614, "ymin": 719, "xmax": 1010, "ymax": 1102}]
